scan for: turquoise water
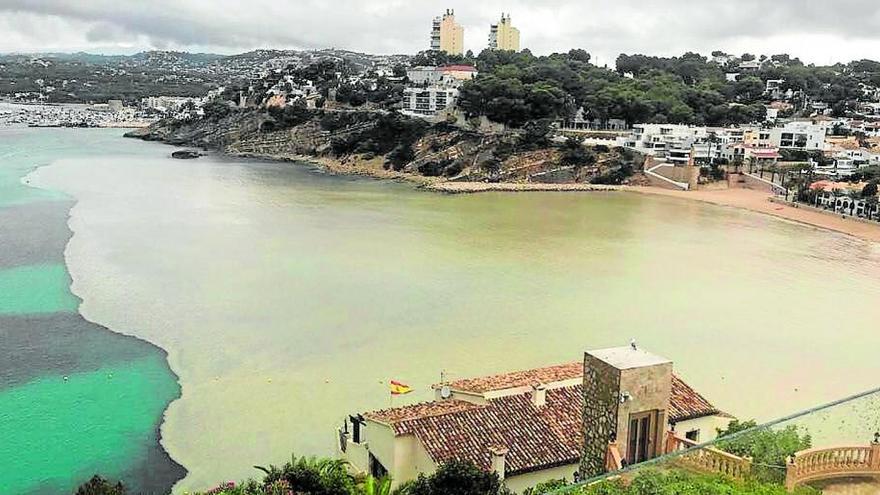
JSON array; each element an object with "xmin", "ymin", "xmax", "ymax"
[
  {"xmin": 0, "ymin": 129, "xmax": 184, "ymax": 494},
  {"xmin": 0, "ymin": 264, "xmax": 79, "ymax": 315}
]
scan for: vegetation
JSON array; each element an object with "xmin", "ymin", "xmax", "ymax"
[
  {"xmin": 716, "ymin": 420, "xmax": 813, "ymax": 483},
  {"xmin": 74, "ymin": 476, "xmax": 127, "ymax": 495},
  {"xmin": 398, "ymin": 460, "xmax": 512, "ymax": 495},
  {"xmin": 524, "ymin": 470, "xmax": 819, "ymax": 495},
  {"xmin": 456, "ymin": 49, "xmax": 880, "ymax": 128},
  {"xmin": 320, "ymin": 111, "xmax": 429, "ymax": 169},
  {"xmin": 264, "ymin": 103, "xmax": 313, "ymax": 130}
]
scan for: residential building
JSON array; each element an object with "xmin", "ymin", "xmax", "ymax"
[
  {"xmin": 431, "ymin": 9, "xmax": 464, "ymax": 56},
  {"xmin": 407, "ymin": 66, "xmax": 445, "ymax": 86},
  {"xmin": 559, "ymin": 108, "xmax": 628, "ymax": 131},
  {"xmin": 439, "ymin": 65, "xmax": 478, "ymax": 83},
  {"xmin": 743, "ymin": 122, "xmax": 827, "ymax": 152},
  {"xmin": 488, "ymin": 14, "xmax": 520, "ymax": 52},
  {"xmin": 722, "ymin": 144, "xmax": 781, "ymax": 167},
  {"xmin": 738, "ymin": 59, "xmax": 762, "ymax": 72},
  {"xmin": 337, "ymin": 346, "xmax": 731, "ymax": 493},
  {"xmin": 773, "ymin": 122, "xmax": 827, "ymax": 151},
  {"xmin": 812, "ymin": 182, "xmax": 880, "ymax": 219},
  {"xmin": 407, "ymin": 65, "xmax": 477, "ymax": 87},
  {"xmin": 402, "ymin": 86, "xmax": 459, "ymax": 117}
]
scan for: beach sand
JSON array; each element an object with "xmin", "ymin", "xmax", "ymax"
[{"xmin": 628, "ymin": 186, "xmax": 880, "ymax": 244}]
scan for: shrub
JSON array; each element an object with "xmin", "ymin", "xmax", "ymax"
[
  {"xmin": 561, "ymin": 137, "xmax": 597, "ymax": 168},
  {"xmin": 398, "ymin": 460, "xmax": 511, "ymax": 495},
  {"xmin": 74, "ymin": 476, "xmax": 127, "ymax": 495},
  {"xmin": 716, "ymin": 420, "xmax": 812, "ymax": 483},
  {"xmin": 578, "ymin": 470, "xmax": 820, "ymax": 495}
]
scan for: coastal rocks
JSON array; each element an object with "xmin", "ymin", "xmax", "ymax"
[{"xmin": 171, "ymin": 150, "xmax": 202, "ymax": 159}]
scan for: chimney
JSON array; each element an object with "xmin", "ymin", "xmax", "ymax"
[
  {"xmin": 531, "ymin": 384, "xmax": 547, "ymax": 408},
  {"xmin": 488, "ymin": 445, "xmax": 509, "ymax": 480}
]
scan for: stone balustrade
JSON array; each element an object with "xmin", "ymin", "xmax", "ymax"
[
  {"xmin": 665, "ymin": 432, "xmax": 752, "ymax": 480},
  {"xmin": 785, "ymin": 443, "xmax": 880, "ymax": 490}
]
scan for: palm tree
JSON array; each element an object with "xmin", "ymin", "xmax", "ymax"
[{"xmin": 360, "ymin": 475, "xmax": 393, "ymax": 495}]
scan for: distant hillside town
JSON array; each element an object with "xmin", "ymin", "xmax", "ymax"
[{"xmin": 6, "ymin": 8, "xmax": 880, "ymax": 221}]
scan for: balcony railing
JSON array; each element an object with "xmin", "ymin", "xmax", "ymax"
[
  {"xmin": 785, "ymin": 443, "xmax": 880, "ymax": 490},
  {"xmin": 665, "ymin": 432, "xmax": 752, "ymax": 480}
]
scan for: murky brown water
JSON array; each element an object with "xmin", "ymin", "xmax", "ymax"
[{"xmin": 32, "ymin": 134, "xmax": 880, "ymax": 492}]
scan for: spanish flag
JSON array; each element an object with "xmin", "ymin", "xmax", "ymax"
[{"xmin": 390, "ymin": 380, "xmax": 412, "ymax": 395}]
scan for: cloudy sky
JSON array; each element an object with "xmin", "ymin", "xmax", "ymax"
[{"xmin": 2, "ymin": 0, "xmax": 880, "ymax": 65}]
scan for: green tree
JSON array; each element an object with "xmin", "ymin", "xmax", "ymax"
[
  {"xmin": 398, "ymin": 460, "xmax": 511, "ymax": 495},
  {"xmin": 74, "ymin": 476, "xmax": 127, "ymax": 495},
  {"xmin": 862, "ymin": 180, "xmax": 879, "ymax": 198},
  {"xmin": 561, "ymin": 137, "xmax": 597, "ymax": 169},
  {"xmin": 716, "ymin": 420, "xmax": 812, "ymax": 483},
  {"xmin": 255, "ymin": 454, "xmax": 356, "ymax": 495},
  {"xmin": 568, "ymin": 49, "xmax": 591, "ymax": 64}
]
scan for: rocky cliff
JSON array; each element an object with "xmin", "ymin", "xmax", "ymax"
[{"xmin": 126, "ymin": 108, "xmax": 643, "ymax": 185}]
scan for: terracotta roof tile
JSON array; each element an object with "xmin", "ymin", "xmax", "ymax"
[
  {"xmin": 395, "ymin": 387, "xmax": 583, "ymax": 475},
  {"xmin": 669, "ymin": 375, "xmax": 722, "ymax": 422},
  {"xmin": 439, "ymin": 362, "xmax": 582, "ymax": 393},
  {"xmin": 364, "ymin": 400, "xmax": 482, "ymax": 425},
  {"xmin": 362, "ymin": 364, "xmax": 722, "ymax": 475}
]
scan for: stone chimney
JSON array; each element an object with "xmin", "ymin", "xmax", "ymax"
[
  {"xmin": 531, "ymin": 384, "xmax": 547, "ymax": 408},
  {"xmin": 488, "ymin": 445, "xmax": 509, "ymax": 480}
]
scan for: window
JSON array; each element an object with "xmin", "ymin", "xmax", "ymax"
[
  {"xmin": 685, "ymin": 429, "xmax": 700, "ymax": 442},
  {"xmin": 369, "ymin": 453, "xmax": 388, "ymax": 478}
]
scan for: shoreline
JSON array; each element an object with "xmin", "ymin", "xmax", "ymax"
[
  {"xmin": 123, "ymin": 129, "xmax": 880, "ymax": 244},
  {"xmin": 204, "ymin": 146, "xmax": 880, "ymax": 245},
  {"xmin": 624, "ymin": 186, "xmax": 880, "ymax": 244}
]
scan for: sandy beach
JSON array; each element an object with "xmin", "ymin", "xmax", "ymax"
[
  {"xmin": 429, "ymin": 181, "xmax": 880, "ymax": 244},
  {"xmin": 627, "ymin": 186, "xmax": 880, "ymax": 244}
]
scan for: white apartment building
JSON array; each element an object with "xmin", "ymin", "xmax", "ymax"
[
  {"xmin": 772, "ymin": 122, "xmax": 827, "ymax": 151},
  {"xmin": 622, "ymin": 124, "xmax": 705, "ymax": 159},
  {"xmin": 744, "ymin": 122, "xmax": 828, "ymax": 151},
  {"xmin": 622, "ymin": 124, "xmax": 750, "ymax": 164},
  {"xmin": 403, "ymin": 86, "xmax": 459, "ymax": 117},
  {"xmin": 407, "ymin": 66, "xmax": 445, "ymax": 86}
]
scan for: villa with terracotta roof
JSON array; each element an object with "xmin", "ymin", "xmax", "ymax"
[{"xmin": 336, "ymin": 346, "xmax": 732, "ymax": 492}]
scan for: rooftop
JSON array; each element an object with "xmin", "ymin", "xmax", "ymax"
[
  {"xmin": 363, "ymin": 362, "xmax": 722, "ymax": 476},
  {"xmin": 437, "ymin": 362, "xmax": 582, "ymax": 394},
  {"xmin": 441, "ymin": 65, "xmax": 478, "ymax": 72},
  {"xmin": 587, "ymin": 346, "xmax": 672, "ymax": 370}
]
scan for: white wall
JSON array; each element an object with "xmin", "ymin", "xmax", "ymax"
[
  {"xmin": 504, "ymin": 463, "xmax": 580, "ymax": 494},
  {"xmin": 670, "ymin": 415, "xmax": 734, "ymax": 444}
]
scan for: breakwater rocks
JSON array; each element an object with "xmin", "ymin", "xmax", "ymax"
[
  {"xmin": 427, "ymin": 182, "xmax": 624, "ymax": 194},
  {"xmin": 171, "ymin": 150, "xmax": 202, "ymax": 159}
]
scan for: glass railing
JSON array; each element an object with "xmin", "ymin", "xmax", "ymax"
[{"xmin": 552, "ymin": 385, "xmax": 880, "ymax": 494}]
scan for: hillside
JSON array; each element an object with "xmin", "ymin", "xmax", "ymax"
[{"xmin": 125, "ymin": 107, "xmax": 643, "ymax": 186}]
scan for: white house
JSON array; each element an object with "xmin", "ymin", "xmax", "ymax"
[{"xmin": 337, "ymin": 347, "xmax": 732, "ymax": 493}]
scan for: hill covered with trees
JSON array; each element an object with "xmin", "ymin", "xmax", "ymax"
[{"xmin": 451, "ymin": 48, "xmax": 880, "ymax": 128}]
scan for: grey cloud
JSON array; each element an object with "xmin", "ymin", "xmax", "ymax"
[{"xmin": 2, "ymin": 0, "xmax": 880, "ymax": 63}]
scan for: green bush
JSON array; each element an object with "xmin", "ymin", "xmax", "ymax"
[
  {"xmin": 74, "ymin": 476, "xmax": 126, "ymax": 495},
  {"xmin": 716, "ymin": 420, "xmax": 812, "ymax": 483},
  {"xmin": 577, "ymin": 470, "xmax": 820, "ymax": 495},
  {"xmin": 398, "ymin": 460, "xmax": 511, "ymax": 495}
]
